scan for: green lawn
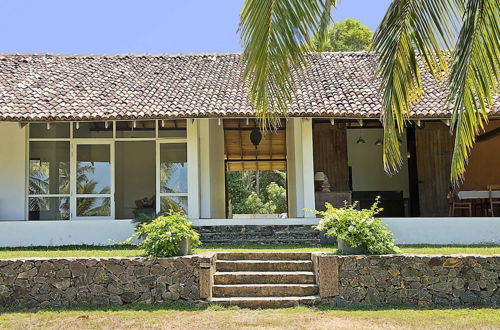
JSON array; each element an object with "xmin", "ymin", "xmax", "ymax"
[
  {"xmin": 0, "ymin": 244, "xmax": 498, "ymax": 259},
  {"xmin": 0, "ymin": 304, "xmax": 498, "ymax": 330}
]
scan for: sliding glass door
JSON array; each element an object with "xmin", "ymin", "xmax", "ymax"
[{"xmin": 71, "ymin": 141, "xmax": 114, "ymax": 219}]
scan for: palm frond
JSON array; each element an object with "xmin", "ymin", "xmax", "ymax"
[
  {"xmin": 240, "ymin": 0, "xmax": 336, "ymax": 129},
  {"xmin": 449, "ymin": 0, "xmax": 500, "ymax": 183},
  {"xmin": 372, "ymin": 0, "xmax": 462, "ymax": 174}
]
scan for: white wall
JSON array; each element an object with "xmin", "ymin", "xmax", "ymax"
[
  {"xmin": 384, "ymin": 217, "xmax": 500, "ymax": 245},
  {"xmin": 347, "ymin": 128, "xmax": 410, "ymax": 197},
  {"xmin": 0, "ymin": 123, "xmax": 26, "ymax": 220},
  {"xmin": 0, "ymin": 220, "xmax": 136, "ymax": 247},
  {"xmin": 199, "ymin": 119, "xmax": 226, "ymax": 218}
]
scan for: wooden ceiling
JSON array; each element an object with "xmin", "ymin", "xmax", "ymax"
[{"xmin": 224, "ymin": 119, "xmax": 287, "ymax": 171}]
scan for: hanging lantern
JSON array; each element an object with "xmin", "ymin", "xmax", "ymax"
[{"xmin": 250, "ymin": 128, "xmax": 262, "ymax": 149}]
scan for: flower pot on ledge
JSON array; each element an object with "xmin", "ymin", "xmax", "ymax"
[
  {"xmin": 337, "ymin": 238, "xmax": 367, "ymax": 255},
  {"xmin": 175, "ymin": 237, "xmax": 191, "ymax": 256}
]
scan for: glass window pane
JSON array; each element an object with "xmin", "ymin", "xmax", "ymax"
[
  {"xmin": 29, "ymin": 123, "xmax": 70, "ymax": 138},
  {"xmin": 29, "ymin": 142, "xmax": 70, "ymax": 195},
  {"xmin": 29, "ymin": 197, "xmax": 69, "ymax": 220},
  {"xmin": 77, "ymin": 197, "xmax": 111, "ymax": 217},
  {"xmin": 158, "ymin": 120, "xmax": 187, "ymax": 138},
  {"xmin": 160, "ymin": 143, "xmax": 187, "ymax": 193},
  {"xmin": 116, "ymin": 120, "xmax": 155, "ymax": 138},
  {"xmin": 160, "ymin": 196, "xmax": 187, "ymax": 214},
  {"xmin": 73, "ymin": 122, "xmax": 113, "ymax": 138},
  {"xmin": 77, "ymin": 144, "xmax": 111, "ymax": 194}
]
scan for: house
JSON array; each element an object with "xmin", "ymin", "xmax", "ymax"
[{"xmin": 0, "ymin": 52, "xmax": 499, "ymax": 246}]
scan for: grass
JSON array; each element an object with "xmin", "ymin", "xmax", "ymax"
[
  {"xmin": 0, "ymin": 244, "xmax": 498, "ymax": 259},
  {"xmin": 0, "ymin": 303, "xmax": 498, "ymax": 329}
]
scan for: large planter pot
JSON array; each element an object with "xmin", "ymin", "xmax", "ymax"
[
  {"xmin": 176, "ymin": 238, "xmax": 191, "ymax": 256},
  {"xmin": 337, "ymin": 238, "xmax": 367, "ymax": 255}
]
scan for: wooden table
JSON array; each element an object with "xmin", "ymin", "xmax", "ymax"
[{"xmin": 458, "ymin": 190, "xmax": 500, "ymax": 199}]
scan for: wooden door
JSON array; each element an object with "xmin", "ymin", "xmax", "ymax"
[
  {"xmin": 313, "ymin": 123, "xmax": 349, "ymax": 191},
  {"xmin": 415, "ymin": 122, "xmax": 453, "ymax": 216}
]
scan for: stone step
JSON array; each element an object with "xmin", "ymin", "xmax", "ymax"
[
  {"xmin": 213, "ymin": 284, "xmax": 319, "ymax": 297},
  {"xmin": 200, "ymin": 239, "xmax": 321, "ymax": 245},
  {"xmin": 209, "ymin": 295, "xmax": 321, "ymax": 308},
  {"xmin": 216, "ymin": 252, "xmax": 312, "ymax": 261},
  {"xmin": 214, "ymin": 271, "xmax": 316, "ymax": 285},
  {"xmin": 216, "ymin": 260, "xmax": 314, "ymax": 272}
]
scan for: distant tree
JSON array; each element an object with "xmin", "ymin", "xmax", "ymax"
[{"xmin": 313, "ymin": 18, "xmax": 373, "ymax": 51}]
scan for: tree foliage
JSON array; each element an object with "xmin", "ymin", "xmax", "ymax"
[{"xmin": 313, "ymin": 18, "xmax": 373, "ymax": 51}]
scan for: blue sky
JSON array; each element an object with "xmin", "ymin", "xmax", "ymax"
[{"xmin": 0, "ymin": 0, "xmax": 391, "ymax": 54}]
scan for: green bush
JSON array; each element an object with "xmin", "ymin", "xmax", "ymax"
[
  {"xmin": 129, "ymin": 212, "xmax": 201, "ymax": 257},
  {"xmin": 313, "ymin": 199, "xmax": 400, "ymax": 255}
]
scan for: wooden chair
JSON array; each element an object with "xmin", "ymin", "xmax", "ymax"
[
  {"xmin": 487, "ymin": 184, "xmax": 500, "ymax": 216},
  {"xmin": 448, "ymin": 188, "xmax": 472, "ymax": 217}
]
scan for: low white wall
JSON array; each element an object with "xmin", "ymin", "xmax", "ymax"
[
  {"xmin": 0, "ymin": 217, "xmax": 499, "ymax": 247},
  {"xmin": 0, "ymin": 220, "xmax": 136, "ymax": 247},
  {"xmin": 383, "ymin": 217, "xmax": 500, "ymax": 245}
]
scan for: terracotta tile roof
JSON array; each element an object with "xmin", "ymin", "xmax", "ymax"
[{"xmin": 0, "ymin": 52, "xmax": 497, "ymax": 121}]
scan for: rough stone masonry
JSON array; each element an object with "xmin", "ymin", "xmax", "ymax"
[
  {"xmin": 0, "ymin": 256, "xmax": 200, "ymax": 308},
  {"xmin": 316, "ymin": 254, "xmax": 499, "ymax": 307}
]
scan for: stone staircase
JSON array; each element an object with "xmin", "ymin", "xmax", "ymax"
[{"xmin": 209, "ymin": 252, "xmax": 320, "ymax": 308}]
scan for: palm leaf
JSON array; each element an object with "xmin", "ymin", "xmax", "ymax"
[
  {"xmin": 372, "ymin": 0, "xmax": 462, "ymax": 174},
  {"xmin": 240, "ymin": 0, "xmax": 337, "ymax": 129},
  {"xmin": 449, "ymin": 0, "xmax": 500, "ymax": 183}
]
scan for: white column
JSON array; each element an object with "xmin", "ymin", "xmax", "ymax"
[
  {"xmin": 199, "ymin": 119, "xmax": 226, "ymax": 218},
  {"xmin": 187, "ymin": 119, "xmax": 200, "ymax": 220},
  {"xmin": 301, "ymin": 118, "xmax": 316, "ymax": 218},
  {"xmin": 286, "ymin": 118, "xmax": 315, "ymax": 218}
]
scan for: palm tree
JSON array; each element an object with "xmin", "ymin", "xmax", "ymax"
[{"xmin": 240, "ymin": 0, "xmax": 499, "ymax": 183}]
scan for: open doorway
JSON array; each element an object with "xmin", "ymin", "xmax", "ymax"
[{"xmin": 223, "ymin": 119, "xmax": 288, "ymax": 218}]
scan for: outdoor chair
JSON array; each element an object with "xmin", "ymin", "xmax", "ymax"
[
  {"xmin": 448, "ymin": 188, "xmax": 472, "ymax": 217},
  {"xmin": 487, "ymin": 184, "xmax": 500, "ymax": 216}
]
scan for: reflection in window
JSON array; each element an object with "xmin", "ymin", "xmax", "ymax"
[
  {"xmin": 77, "ymin": 197, "xmax": 111, "ymax": 217},
  {"xmin": 29, "ymin": 142, "xmax": 70, "ymax": 195},
  {"xmin": 76, "ymin": 145, "xmax": 111, "ymax": 194},
  {"xmin": 160, "ymin": 196, "xmax": 188, "ymax": 214},
  {"xmin": 160, "ymin": 143, "xmax": 187, "ymax": 193},
  {"xmin": 29, "ymin": 197, "xmax": 69, "ymax": 220}
]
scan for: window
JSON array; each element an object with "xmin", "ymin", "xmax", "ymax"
[
  {"xmin": 159, "ymin": 143, "xmax": 188, "ymax": 214},
  {"xmin": 116, "ymin": 121, "xmax": 155, "ymax": 138},
  {"xmin": 28, "ymin": 141, "xmax": 70, "ymax": 220},
  {"xmin": 29, "ymin": 123, "xmax": 70, "ymax": 139},
  {"xmin": 73, "ymin": 122, "xmax": 113, "ymax": 138}
]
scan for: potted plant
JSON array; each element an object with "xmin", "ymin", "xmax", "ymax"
[
  {"xmin": 312, "ymin": 198, "xmax": 400, "ymax": 255},
  {"xmin": 127, "ymin": 211, "xmax": 201, "ymax": 257}
]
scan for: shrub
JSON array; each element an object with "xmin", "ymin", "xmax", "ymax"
[
  {"xmin": 313, "ymin": 199, "xmax": 400, "ymax": 255},
  {"xmin": 129, "ymin": 211, "xmax": 201, "ymax": 257}
]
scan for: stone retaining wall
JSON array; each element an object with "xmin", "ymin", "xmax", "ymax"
[
  {"xmin": 0, "ymin": 256, "xmax": 202, "ymax": 308},
  {"xmin": 314, "ymin": 254, "xmax": 499, "ymax": 307},
  {"xmin": 194, "ymin": 225, "xmax": 322, "ymax": 245}
]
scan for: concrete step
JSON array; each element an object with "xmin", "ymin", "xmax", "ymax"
[
  {"xmin": 214, "ymin": 271, "xmax": 316, "ymax": 285},
  {"xmin": 217, "ymin": 252, "xmax": 312, "ymax": 261},
  {"xmin": 216, "ymin": 260, "xmax": 314, "ymax": 272},
  {"xmin": 213, "ymin": 284, "xmax": 319, "ymax": 297},
  {"xmin": 209, "ymin": 295, "xmax": 320, "ymax": 308}
]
